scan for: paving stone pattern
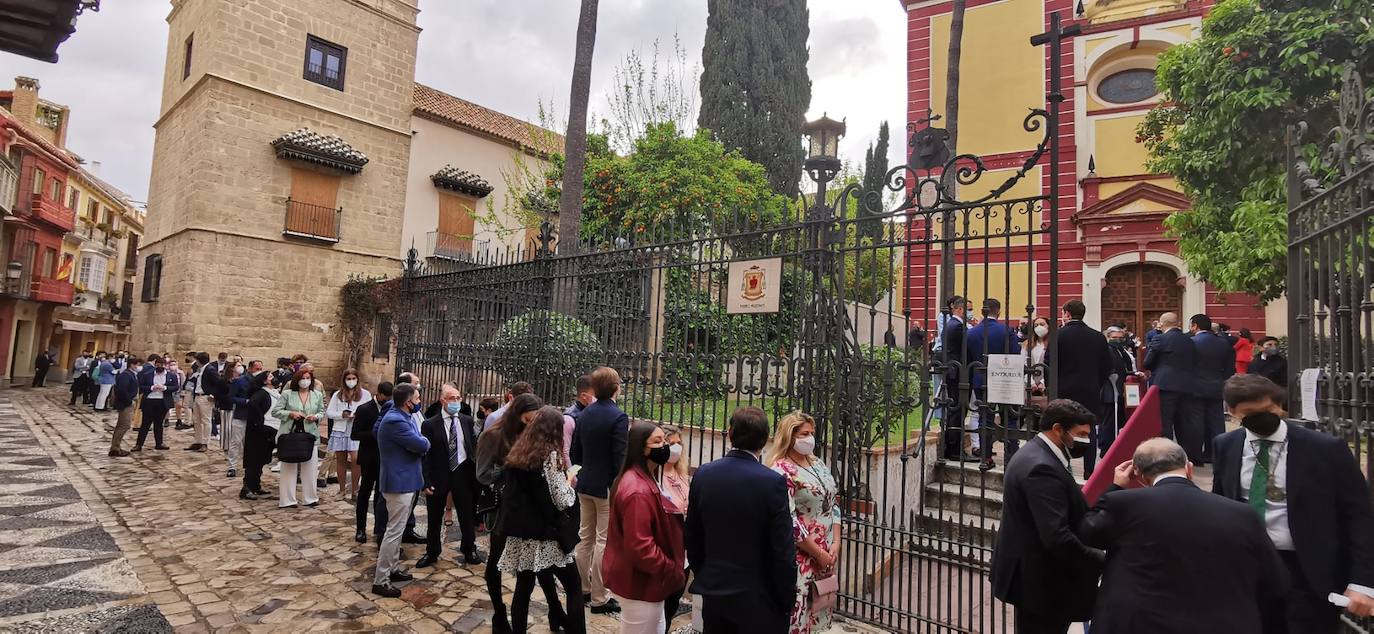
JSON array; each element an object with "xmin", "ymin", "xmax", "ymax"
[{"xmin": 4, "ymin": 389, "xmax": 881, "ymax": 634}]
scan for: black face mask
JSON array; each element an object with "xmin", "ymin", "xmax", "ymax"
[
  {"xmin": 1064, "ymin": 433, "xmax": 1091, "ymax": 459},
  {"xmin": 647, "ymin": 445, "xmax": 671, "ymax": 466},
  {"xmin": 1241, "ymin": 412, "xmax": 1282, "ymax": 437}
]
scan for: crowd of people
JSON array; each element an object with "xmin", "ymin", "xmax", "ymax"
[
  {"xmin": 70, "ymin": 356, "xmax": 842, "ymax": 634},
  {"xmin": 990, "ymin": 378, "xmax": 1374, "ymax": 633}
]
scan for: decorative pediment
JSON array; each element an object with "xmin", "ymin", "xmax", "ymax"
[
  {"xmin": 271, "ymin": 128, "xmax": 368, "ymax": 174},
  {"xmin": 431, "ymin": 165, "xmax": 493, "ymax": 198},
  {"xmin": 1076, "ymin": 182, "xmax": 1189, "ymax": 223}
]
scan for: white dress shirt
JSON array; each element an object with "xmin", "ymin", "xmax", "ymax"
[
  {"xmin": 1036, "ymin": 433, "xmax": 1070, "ymax": 469},
  {"xmin": 445, "ymin": 412, "xmax": 468, "ymax": 467},
  {"xmin": 147, "ymin": 370, "xmax": 167, "ymax": 400},
  {"xmin": 1241, "ymin": 422, "xmax": 1292, "ymax": 550}
]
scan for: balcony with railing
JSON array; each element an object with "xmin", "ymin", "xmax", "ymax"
[
  {"xmin": 29, "ymin": 192, "xmax": 75, "ymax": 232},
  {"xmin": 427, "ymin": 231, "xmax": 487, "ymax": 261},
  {"xmin": 283, "ymin": 198, "xmax": 341, "ymax": 243},
  {"xmin": 30, "ymin": 277, "xmax": 74, "ymax": 304}
]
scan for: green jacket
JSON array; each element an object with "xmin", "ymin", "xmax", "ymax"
[{"xmin": 271, "ymin": 389, "xmax": 325, "ymax": 440}]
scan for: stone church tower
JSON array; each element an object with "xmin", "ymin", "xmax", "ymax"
[{"xmin": 133, "ymin": 0, "xmax": 419, "ymax": 373}]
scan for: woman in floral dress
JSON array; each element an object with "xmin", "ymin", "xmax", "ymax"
[{"xmin": 764, "ymin": 411, "xmax": 841, "ymax": 633}]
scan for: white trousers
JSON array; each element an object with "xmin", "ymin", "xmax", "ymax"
[
  {"xmin": 614, "ymin": 595, "xmax": 665, "ymax": 634},
  {"xmin": 278, "ymin": 453, "xmax": 319, "ymax": 507},
  {"xmin": 225, "ymin": 418, "xmax": 246, "ymax": 470},
  {"xmin": 192, "ymin": 395, "xmax": 214, "ymax": 446},
  {"xmin": 95, "ymin": 383, "xmax": 113, "ymax": 410}
]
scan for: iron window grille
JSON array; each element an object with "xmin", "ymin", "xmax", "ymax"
[{"xmin": 303, "ymin": 35, "xmax": 346, "ymax": 91}]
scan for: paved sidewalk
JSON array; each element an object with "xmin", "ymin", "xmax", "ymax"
[{"xmin": 6, "ymin": 388, "xmax": 605, "ymax": 633}]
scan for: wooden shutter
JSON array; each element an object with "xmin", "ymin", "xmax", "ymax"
[
  {"xmin": 437, "ymin": 193, "xmax": 475, "ymax": 256},
  {"xmin": 287, "ymin": 168, "xmax": 340, "ymax": 239}
]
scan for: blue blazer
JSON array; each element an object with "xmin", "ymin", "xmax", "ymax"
[
  {"xmin": 96, "ymin": 361, "xmax": 117, "ymax": 385},
  {"xmin": 1143, "ymin": 328, "xmax": 1195, "ymax": 393},
  {"xmin": 569, "ymin": 399, "xmax": 628, "ymax": 498},
  {"xmin": 112, "ymin": 369, "xmax": 140, "ymax": 410},
  {"xmin": 965, "ymin": 317, "xmax": 1021, "ymax": 391},
  {"xmin": 685, "ymin": 449, "xmax": 797, "ymax": 614},
  {"xmin": 1191, "ymin": 331, "xmax": 1236, "ymax": 400},
  {"xmin": 138, "ymin": 369, "xmax": 180, "ymax": 396},
  {"xmin": 376, "ymin": 405, "xmax": 430, "ymax": 494}
]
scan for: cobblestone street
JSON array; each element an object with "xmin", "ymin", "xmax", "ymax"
[{"xmin": 0, "ymin": 388, "xmax": 618, "ymax": 633}]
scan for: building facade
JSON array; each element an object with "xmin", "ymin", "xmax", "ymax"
[
  {"xmin": 132, "ymin": 0, "xmax": 421, "ymax": 376},
  {"xmin": 903, "ymin": 0, "xmax": 1281, "ymax": 336},
  {"xmin": 0, "ymin": 77, "xmax": 79, "ymax": 385}
]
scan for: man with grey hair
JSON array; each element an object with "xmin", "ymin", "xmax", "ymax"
[{"xmin": 1079, "ymin": 438, "xmax": 1286, "ymax": 633}]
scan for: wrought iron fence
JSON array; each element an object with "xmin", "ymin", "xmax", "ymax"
[{"xmin": 1288, "ymin": 66, "xmax": 1374, "ymax": 634}]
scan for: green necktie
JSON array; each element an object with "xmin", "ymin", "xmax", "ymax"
[{"xmin": 1248, "ymin": 440, "xmax": 1272, "ymax": 518}]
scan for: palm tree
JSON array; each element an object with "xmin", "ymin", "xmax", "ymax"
[
  {"xmin": 938, "ymin": 0, "xmax": 967, "ymax": 302},
  {"xmin": 556, "ymin": 0, "xmax": 600, "ymax": 256}
]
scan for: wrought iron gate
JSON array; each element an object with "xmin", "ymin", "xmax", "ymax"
[
  {"xmin": 394, "ymin": 18, "xmax": 1075, "ymax": 633},
  {"xmin": 1288, "ymin": 66, "xmax": 1374, "ymax": 634}
]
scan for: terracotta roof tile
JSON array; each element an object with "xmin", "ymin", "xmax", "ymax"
[{"xmin": 413, "ymin": 83, "xmax": 563, "ymax": 156}]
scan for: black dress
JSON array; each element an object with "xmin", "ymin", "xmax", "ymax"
[{"xmin": 241, "ymin": 388, "xmax": 276, "ymax": 493}]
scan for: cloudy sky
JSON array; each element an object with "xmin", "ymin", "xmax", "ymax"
[{"xmin": 0, "ymin": 1, "xmax": 906, "ymax": 203}]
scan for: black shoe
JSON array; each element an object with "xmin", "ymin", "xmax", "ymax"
[
  {"xmin": 154, "ymin": 445, "xmax": 171, "ymax": 450},
  {"xmin": 583, "ymin": 592, "xmax": 591, "ymax": 603},
  {"xmin": 226, "ymin": 468, "xmax": 237, "ymax": 478},
  {"xmin": 492, "ymin": 616, "xmax": 513, "ymax": 634},
  {"xmin": 462, "ymin": 549, "xmax": 486, "ymax": 565},
  {"xmin": 251, "ymin": 488, "xmax": 268, "ymax": 496},
  {"xmin": 590, "ymin": 598, "xmax": 621, "ymax": 614},
  {"xmin": 401, "ymin": 532, "xmax": 425, "ymax": 544},
  {"xmin": 327, "ymin": 475, "xmax": 339, "ymax": 484},
  {"xmin": 304, "ymin": 501, "xmax": 319, "ymax": 508},
  {"xmin": 184, "ymin": 444, "xmax": 201, "ymax": 451},
  {"xmin": 131, "ymin": 446, "xmax": 143, "ymax": 452},
  {"xmin": 415, "ymin": 554, "xmax": 438, "ymax": 568},
  {"xmin": 239, "ymin": 489, "xmax": 258, "ymax": 500},
  {"xmin": 355, "ymin": 530, "xmax": 367, "ymax": 543},
  {"xmin": 372, "ymin": 583, "xmax": 401, "ymax": 598},
  {"xmin": 389, "ymin": 569, "xmax": 413, "ymax": 582},
  {"xmin": 316, "ymin": 479, "xmax": 326, "ymax": 489},
  {"xmin": 108, "ymin": 449, "xmax": 130, "ymax": 457}
]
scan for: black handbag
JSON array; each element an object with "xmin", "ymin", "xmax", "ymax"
[
  {"xmin": 276, "ymin": 419, "xmax": 315, "ymax": 463},
  {"xmin": 555, "ymin": 495, "xmax": 581, "ymax": 555}
]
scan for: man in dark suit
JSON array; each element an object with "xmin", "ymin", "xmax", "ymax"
[
  {"xmin": 1189, "ymin": 314, "xmax": 1235, "ymax": 464},
  {"xmin": 939, "ymin": 295, "xmax": 974, "ymax": 461},
  {"xmin": 965, "ymin": 297, "xmax": 1021, "ymax": 462},
  {"xmin": 351, "ymin": 381, "xmax": 390, "ymax": 543},
  {"xmin": 1213, "ymin": 375, "xmax": 1374, "ymax": 631},
  {"xmin": 1080, "ymin": 437, "xmax": 1287, "ymax": 633},
  {"xmin": 1048, "ymin": 299, "xmax": 1113, "ymax": 475},
  {"xmin": 990, "ymin": 399, "xmax": 1103, "ymax": 634},
  {"xmin": 569, "ymin": 366, "xmax": 629, "ymax": 614},
  {"xmin": 1248, "ymin": 336, "xmax": 1288, "ymax": 387},
  {"xmin": 1142, "ymin": 312, "xmax": 1195, "ymax": 446},
  {"xmin": 685, "ymin": 406, "xmax": 796, "ymax": 634},
  {"xmin": 417, "ymin": 383, "xmax": 483, "ymax": 567},
  {"xmin": 32, "ymin": 350, "xmax": 53, "ymax": 387},
  {"xmin": 1099, "ymin": 326, "xmax": 1141, "ymax": 457}
]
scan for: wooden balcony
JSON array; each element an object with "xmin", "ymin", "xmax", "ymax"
[
  {"xmin": 30, "ymin": 277, "xmax": 73, "ymax": 305},
  {"xmin": 29, "ymin": 192, "xmax": 74, "ymax": 232},
  {"xmin": 283, "ymin": 198, "xmax": 341, "ymax": 243}
]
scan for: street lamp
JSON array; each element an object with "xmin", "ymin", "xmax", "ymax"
[{"xmin": 802, "ymin": 114, "xmax": 846, "ymax": 186}]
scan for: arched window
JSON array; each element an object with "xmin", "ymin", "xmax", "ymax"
[{"xmin": 1097, "ymin": 68, "xmax": 1159, "ymax": 105}]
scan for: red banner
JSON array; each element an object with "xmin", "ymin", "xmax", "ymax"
[{"xmin": 1082, "ymin": 385, "xmax": 1163, "ymax": 504}]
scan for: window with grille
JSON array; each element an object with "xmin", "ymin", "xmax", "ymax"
[
  {"xmin": 372, "ymin": 313, "xmax": 391, "ymax": 359},
  {"xmin": 141, "ymin": 254, "xmax": 162, "ymax": 302},
  {"xmin": 303, "ymin": 36, "xmax": 347, "ymax": 91}
]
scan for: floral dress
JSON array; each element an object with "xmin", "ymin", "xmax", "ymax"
[
  {"xmin": 773, "ymin": 458, "xmax": 840, "ymax": 634},
  {"xmin": 498, "ymin": 450, "xmax": 578, "ymax": 573}
]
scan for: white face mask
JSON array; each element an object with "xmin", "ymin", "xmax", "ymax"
[
  {"xmin": 1034, "ymin": 325, "xmax": 1049, "ymax": 338},
  {"xmin": 794, "ymin": 435, "xmax": 817, "ymax": 456},
  {"xmin": 344, "ymin": 379, "xmax": 358, "ymax": 389},
  {"xmin": 667, "ymin": 443, "xmax": 682, "ymax": 464},
  {"xmin": 298, "ymin": 378, "xmax": 313, "ymax": 389}
]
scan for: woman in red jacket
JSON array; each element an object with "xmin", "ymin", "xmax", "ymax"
[
  {"xmin": 602, "ymin": 421, "xmax": 686, "ymax": 634},
  {"xmin": 1233, "ymin": 327, "xmax": 1254, "ymax": 376}
]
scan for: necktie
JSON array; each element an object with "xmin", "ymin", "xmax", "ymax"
[
  {"xmin": 1248, "ymin": 439, "xmax": 1272, "ymax": 518},
  {"xmin": 448, "ymin": 416, "xmax": 461, "ymax": 471}
]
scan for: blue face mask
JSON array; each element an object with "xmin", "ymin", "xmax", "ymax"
[{"xmin": 445, "ymin": 401, "xmax": 461, "ymax": 416}]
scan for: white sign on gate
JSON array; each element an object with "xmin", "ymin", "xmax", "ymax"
[
  {"xmin": 726, "ymin": 258, "xmax": 783, "ymax": 314},
  {"xmin": 985, "ymin": 354, "xmax": 1025, "ymax": 406}
]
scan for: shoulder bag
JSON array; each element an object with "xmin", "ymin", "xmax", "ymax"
[
  {"xmin": 276, "ymin": 418, "xmax": 315, "ymax": 463},
  {"xmin": 809, "ymin": 572, "xmax": 839, "ymax": 614}
]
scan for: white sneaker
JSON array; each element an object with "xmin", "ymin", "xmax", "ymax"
[{"xmin": 270, "ymin": 463, "xmax": 281, "ymax": 473}]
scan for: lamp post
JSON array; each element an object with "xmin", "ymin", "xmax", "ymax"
[{"xmin": 802, "ymin": 114, "xmax": 846, "ymax": 221}]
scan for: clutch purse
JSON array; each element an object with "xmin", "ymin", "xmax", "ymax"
[{"xmin": 809, "ymin": 572, "xmax": 839, "ymax": 614}]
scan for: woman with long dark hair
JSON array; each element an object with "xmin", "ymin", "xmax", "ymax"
[
  {"xmin": 474, "ymin": 394, "xmax": 569, "ymax": 634},
  {"xmin": 495, "ymin": 405, "xmax": 584, "ymax": 634},
  {"xmin": 602, "ymin": 421, "xmax": 686, "ymax": 633}
]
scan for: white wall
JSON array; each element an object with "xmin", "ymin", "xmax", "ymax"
[{"xmin": 403, "ymin": 116, "xmax": 551, "ymax": 262}]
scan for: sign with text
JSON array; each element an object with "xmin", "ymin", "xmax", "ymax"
[
  {"xmin": 986, "ymin": 354, "xmax": 1025, "ymax": 406},
  {"xmin": 726, "ymin": 258, "xmax": 783, "ymax": 314},
  {"xmin": 1299, "ymin": 368, "xmax": 1320, "ymax": 420}
]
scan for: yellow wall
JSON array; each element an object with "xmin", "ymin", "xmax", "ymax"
[
  {"xmin": 949, "ymin": 262, "xmax": 1035, "ymax": 321},
  {"xmin": 1093, "ymin": 115, "xmax": 1151, "ymax": 177},
  {"xmin": 930, "ymin": 0, "xmax": 1045, "ymax": 157},
  {"xmin": 934, "ymin": 165, "xmax": 1043, "ymax": 244}
]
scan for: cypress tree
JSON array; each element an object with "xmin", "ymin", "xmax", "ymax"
[
  {"xmin": 860, "ymin": 121, "xmax": 890, "ymax": 241},
  {"xmin": 698, "ymin": 0, "xmax": 811, "ymax": 198}
]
